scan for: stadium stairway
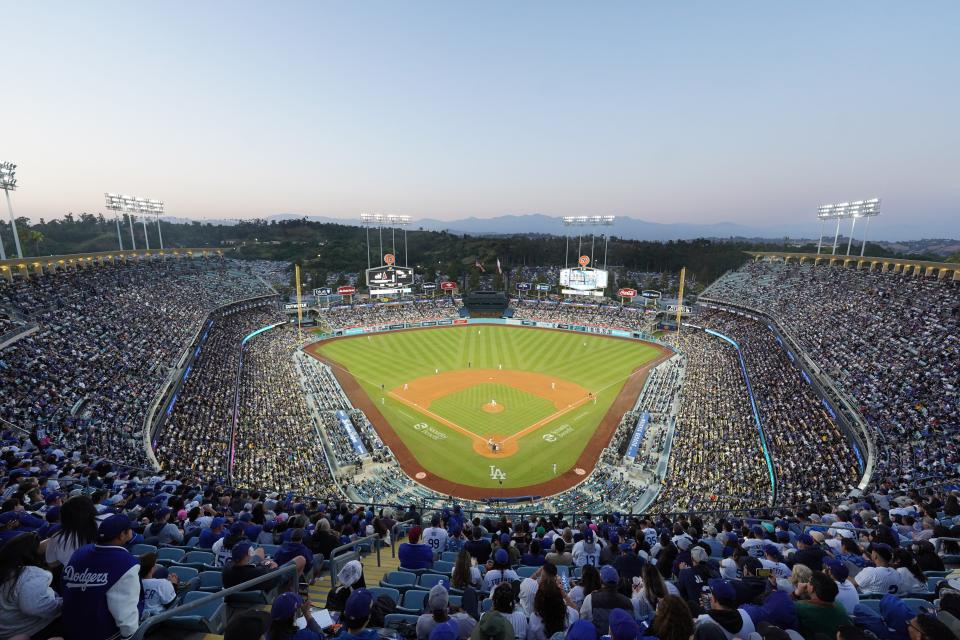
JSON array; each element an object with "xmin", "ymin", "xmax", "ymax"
[{"xmin": 186, "ymin": 551, "xmax": 402, "ymax": 640}]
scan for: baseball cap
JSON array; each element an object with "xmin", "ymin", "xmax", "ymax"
[
  {"xmin": 708, "ymin": 579, "xmax": 736, "ymax": 607},
  {"xmin": 494, "ymin": 548, "xmax": 509, "ymax": 565},
  {"xmin": 231, "ymin": 541, "xmax": 253, "ymax": 562},
  {"xmin": 239, "ymin": 512, "xmax": 253, "ymax": 522},
  {"xmin": 690, "ymin": 546, "xmax": 708, "ymax": 563},
  {"xmin": 428, "ymin": 582, "xmax": 449, "ymax": 611},
  {"xmin": 762, "ymin": 544, "xmax": 783, "ymax": 560},
  {"xmin": 338, "ymin": 559, "xmax": 363, "ymax": 587},
  {"xmin": 674, "ymin": 535, "xmax": 692, "ymax": 551},
  {"xmin": 155, "ymin": 507, "xmax": 171, "ymax": 519},
  {"xmin": 824, "ymin": 558, "xmax": 849, "ymax": 581},
  {"xmin": 751, "ymin": 525, "xmax": 764, "ymax": 536},
  {"xmin": 97, "ymin": 514, "xmax": 132, "ymax": 543},
  {"xmin": 609, "ymin": 608, "xmax": 639, "ymax": 640},
  {"xmin": 271, "ymin": 592, "xmax": 302, "ymax": 620},
  {"xmin": 344, "ymin": 588, "xmax": 374, "ymax": 627},
  {"xmin": 870, "ymin": 543, "xmax": 893, "ymax": 562},
  {"xmin": 583, "ymin": 529, "xmax": 594, "ymax": 543},
  {"xmin": 211, "ymin": 516, "xmax": 226, "ymax": 529},
  {"xmin": 797, "ymin": 533, "xmax": 814, "ymax": 545},
  {"xmin": 566, "ymin": 620, "xmax": 598, "ymax": 640},
  {"xmin": 500, "ymin": 533, "xmax": 511, "ymax": 546},
  {"xmin": 600, "ymin": 565, "xmax": 619, "ymax": 585}
]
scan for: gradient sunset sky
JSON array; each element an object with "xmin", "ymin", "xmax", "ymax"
[{"xmin": 3, "ymin": 2, "xmax": 958, "ymax": 238}]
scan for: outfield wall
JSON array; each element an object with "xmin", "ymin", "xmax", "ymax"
[{"xmin": 318, "ymin": 316, "xmax": 677, "ymax": 352}]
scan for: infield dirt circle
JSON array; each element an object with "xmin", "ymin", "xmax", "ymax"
[{"xmin": 482, "ymin": 402, "xmax": 504, "ymax": 414}]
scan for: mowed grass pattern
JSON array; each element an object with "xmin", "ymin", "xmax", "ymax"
[
  {"xmin": 315, "ymin": 326, "xmax": 661, "ymax": 491},
  {"xmin": 429, "ymin": 383, "xmax": 556, "ymax": 438}
]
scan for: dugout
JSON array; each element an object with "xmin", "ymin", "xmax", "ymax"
[{"xmin": 462, "ymin": 290, "xmax": 509, "ymax": 317}]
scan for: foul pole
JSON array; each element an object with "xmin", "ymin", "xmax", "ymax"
[
  {"xmin": 675, "ymin": 267, "xmax": 686, "ymax": 343},
  {"xmin": 295, "ymin": 264, "xmax": 303, "ymax": 342}
]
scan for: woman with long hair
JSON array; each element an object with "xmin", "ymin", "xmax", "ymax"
[
  {"xmin": 529, "ymin": 577, "xmax": 579, "ymax": 640},
  {"xmin": 912, "ymin": 540, "xmax": 945, "ymax": 572},
  {"xmin": 568, "ymin": 564, "xmax": 600, "ymax": 609},
  {"xmin": 650, "ymin": 595, "xmax": 694, "ymax": 640},
  {"xmin": 451, "ymin": 549, "xmax": 481, "ymax": 590},
  {"xmin": 893, "ymin": 548, "xmax": 926, "ymax": 593},
  {"xmin": 0, "ymin": 532, "xmax": 64, "ymax": 639},
  {"xmin": 43, "ymin": 495, "xmax": 97, "ymax": 569},
  {"xmin": 633, "ymin": 562, "xmax": 675, "ymax": 619}
]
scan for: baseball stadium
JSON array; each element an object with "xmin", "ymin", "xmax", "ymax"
[{"xmin": 3, "ymin": 5, "xmax": 960, "ymax": 639}]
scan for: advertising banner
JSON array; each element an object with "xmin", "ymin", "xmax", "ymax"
[
  {"xmin": 338, "ymin": 285, "xmax": 357, "ymax": 295},
  {"xmin": 440, "ymin": 281, "xmax": 457, "ymax": 291}
]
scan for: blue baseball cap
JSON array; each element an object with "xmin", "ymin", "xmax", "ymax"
[
  {"xmin": 271, "ymin": 592, "xmax": 302, "ymax": 620},
  {"xmin": 797, "ymin": 533, "xmax": 814, "ymax": 545},
  {"xmin": 494, "ymin": 548, "xmax": 509, "ymax": 565},
  {"xmin": 567, "ymin": 620, "xmax": 598, "ymax": 640},
  {"xmin": 708, "ymin": 579, "xmax": 736, "ymax": 606},
  {"xmin": 824, "ymin": 558, "xmax": 849, "ymax": 581},
  {"xmin": 600, "ymin": 565, "xmax": 619, "ymax": 585},
  {"xmin": 231, "ymin": 541, "xmax": 253, "ymax": 562},
  {"xmin": 211, "ymin": 517, "xmax": 226, "ymax": 529},
  {"xmin": 609, "ymin": 608, "xmax": 638, "ymax": 640},
  {"xmin": 344, "ymin": 588, "xmax": 374, "ymax": 627},
  {"xmin": 97, "ymin": 514, "xmax": 132, "ymax": 543}
]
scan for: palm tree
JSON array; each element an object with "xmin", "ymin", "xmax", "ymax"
[{"xmin": 26, "ymin": 230, "xmax": 44, "ymax": 256}]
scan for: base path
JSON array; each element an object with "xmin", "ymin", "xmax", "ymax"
[{"xmin": 306, "ymin": 326, "xmax": 674, "ymax": 500}]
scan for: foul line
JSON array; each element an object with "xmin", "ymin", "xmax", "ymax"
[{"xmin": 388, "ymin": 390, "xmax": 594, "ymax": 445}]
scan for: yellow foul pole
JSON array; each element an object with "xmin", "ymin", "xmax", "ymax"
[
  {"xmin": 295, "ymin": 264, "xmax": 303, "ymax": 341},
  {"xmin": 675, "ymin": 267, "xmax": 685, "ymax": 341}
]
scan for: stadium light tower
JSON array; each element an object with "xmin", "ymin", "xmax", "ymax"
[
  {"xmin": 0, "ymin": 162, "xmax": 23, "ymax": 259},
  {"xmin": 817, "ymin": 199, "xmax": 880, "ymax": 256},
  {"xmin": 104, "ymin": 194, "xmax": 166, "ymax": 251},
  {"xmin": 562, "ymin": 215, "xmax": 615, "ymax": 269},
  {"xmin": 360, "ymin": 213, "xmax": 413, "ymax": 267}
]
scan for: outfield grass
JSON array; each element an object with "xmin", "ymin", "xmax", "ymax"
[{"xmin": 314, "ymin": 325, "xmax": 661, "ymax": 492}]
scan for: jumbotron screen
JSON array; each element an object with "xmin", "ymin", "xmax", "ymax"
[
  {"xmin": 366, "ymin": 265, "xmax": 414, "ymax": 289},
  {"xmin": 559, "ymin": 267, "xmax": 608, "ymax": 291}
]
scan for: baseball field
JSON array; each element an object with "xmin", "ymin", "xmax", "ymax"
[{"xmin": 307, "ymin": 325, "xmax": 669, "ymax": 499}]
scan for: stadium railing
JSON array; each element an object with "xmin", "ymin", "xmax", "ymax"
[{"xmin": 129, "ymin": 561, "xmax": 299, "ymax": 640}]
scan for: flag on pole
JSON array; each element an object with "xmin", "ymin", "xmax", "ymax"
[
  {"xmin": 496, "ymin": 258, "xmax": 502, "ymax": 274},
  {"xmin": 474, "ymin": 258, "xmax": 485, "ymax": 273}
]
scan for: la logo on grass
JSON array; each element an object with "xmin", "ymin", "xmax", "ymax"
[{"xmin": 489, "ymin": 466, "xmax": 507, "ymax": 480}]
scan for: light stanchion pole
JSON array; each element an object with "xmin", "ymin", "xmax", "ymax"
[
  {"xmin": 128, "ymin": 213, "xmax": 137, "ymax": 250},
  {"xmin": 846, "ymin": 215, "xmax": 858, "ymax": 256},
  {"xmin": 860, "ymin": 215, "xmax": 872, "ymax": 257},
  {"xmin": 141, "ymin": 214, "xmax": 151, "ymax": 250},
  {"xmin": 816, "ymin": 220, "xmax": 824, "ymax": 255},
  {"xmin": 115, "ymin": 214, "xmax": 124, "ymax": 250},
  {"xmin": 1, "ymin": 162, "xmax": 23, "ymax": 259}
]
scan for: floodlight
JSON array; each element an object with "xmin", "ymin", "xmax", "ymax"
[
  {"xmin": 816, "ymin": 198, "xmax": 881, "ymax": 256},
  {"xmin": 0, "ymin": 161, "xmax": 22, "ymax": 260},
  {"xmin": 104, "ymin": 192, "xmax": 166, "ymax": 251}
]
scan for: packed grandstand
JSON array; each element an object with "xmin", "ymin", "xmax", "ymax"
[{"xmin": 1, "ymin": 252, "xmax": 959, "ymax": 640}]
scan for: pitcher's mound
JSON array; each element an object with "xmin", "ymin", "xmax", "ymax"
[{"xmin": 482, "ymin": 402, "xmax": 504, "ymax": 414}]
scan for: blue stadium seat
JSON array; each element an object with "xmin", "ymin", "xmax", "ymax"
[
  {"xmin": 381, "ymin": 571, "xmax": 418, "ymax": 593},
  {"xmin": 131, "ymin": 543, "xmax": 158, "ymax": 556},
  {"xmin": 368, "ymin": 586, "xmax": 401, "ymax": 605},
  {"xmin": 397, "ymin": 589, "xmax": 429, "ymax": 614},
  {"xmin": 157, "ymin": 547, "xmax": 186, "ymax": 564},
  {"xmin": 419, "ymin": 573, "xmax": 448, "ymax": 589},
  {"xmin": 384, "ymin": 613, "xmax": 420, "ymax": 630},
  {"xmin": 161, "ymin": 591, "xmax": 227, "ymax": 634},
  {"xmin": 517, "ymin": 566, "xmax": 538, "ymax": 578},
  {"xmin": 167, "ymin": 565, "xmax": 199, "ymax": 583},
  {"xmin": 198, "ymin": 571, "xmax": 223, "ymax": 592},
  {"xmin": 442, "ymin": 551, "xmax": 460, "ymax": 563},
  {"xmin": 429, "ymin": 560, "xmax": 454, "ymax": 575}
]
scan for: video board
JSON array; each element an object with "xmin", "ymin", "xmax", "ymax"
[
  {"xmin": 366, "ymin": 265, "xmax": 414, "ymax": 289},
  {"xmin": 559, "ymin": 267, "xmax": 608, "ymax": 292}
]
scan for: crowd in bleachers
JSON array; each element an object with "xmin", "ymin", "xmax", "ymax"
[
  {"xmin": 510, "ymin": 301, "xmax": 655, "ymax": 333},
  {"xmin": 153, "ymin": 304, "xmax": 280, "ymax": 478},
  {"xmin": 234, "ymin": 325, "xmax": 339, "ymax": 497},
  {"xmin": 8, "ymin": 416, "xmax": 960, "ymax": 640},
  {"xmin": 0, "ymin": 258, "xmax": 273, "ymax": 468},
  {"xmin": 695, "ymin": 309, "xmax": 862, "ymax": 504},
  {"xmin": 320, "ymin": 299, "xmax": 460, "ymax": 330},
  {"xmin": 702, "ymin": 261, "xmax": 960, "ymax": 486},
  {"xmin": 656, "ymin": 329, "xmax": 770, "ymax": 513}
]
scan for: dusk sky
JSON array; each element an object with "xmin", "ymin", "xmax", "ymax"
[{"xmin": 4, "ymin": 2, "xmax": 959, "ymax": 239}]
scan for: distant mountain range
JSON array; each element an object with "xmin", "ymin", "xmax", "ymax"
[{"xmin": 165, "ymin": 213, "xmax": 959, "ymax": 256}]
